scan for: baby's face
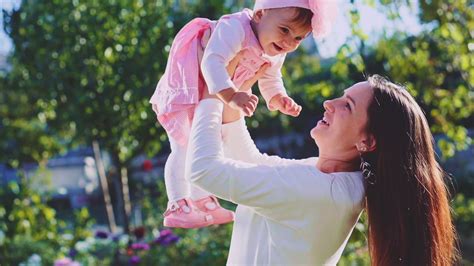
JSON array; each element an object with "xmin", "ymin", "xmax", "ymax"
[{"xmin": 252, "ymin": 8, "xmax": 312, "ymax": 56}]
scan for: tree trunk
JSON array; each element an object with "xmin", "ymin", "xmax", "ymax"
[
  {"xmin": 92, "ymin": 140, "xmax": 117, "ymax": 233},
  {"xmin": 120, "ymin": 166, "xmax": 132, "ymax": 234},
  {"xmin": 111, "ymin": 153, "xmax": 131, "ymax": 235}
]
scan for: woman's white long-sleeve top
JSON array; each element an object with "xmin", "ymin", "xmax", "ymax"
[{"xmin": 186, "ymin": 99, "xmax": 365, "ymax": 265}]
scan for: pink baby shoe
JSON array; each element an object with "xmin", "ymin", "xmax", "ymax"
[
  {"xmin": 163, "ymin": 198, "xmax": 213, "ymax": 228},
  {"xmin": 194, "ymin": 196, "xmax": 235, "ymax": 225}
]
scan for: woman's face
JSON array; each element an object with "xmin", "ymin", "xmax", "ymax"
[{"xmin": 311, "ymin": 81, "xmax": 374, "ymax": 154}]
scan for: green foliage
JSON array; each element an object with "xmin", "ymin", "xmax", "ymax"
[
  {"xmin": 338, "ymin": 213, "xmax": 371, "ymax": 265},
  {"xmin": 2, "ymin": 0, "xmax": 194, "ymax": 165},
  {"xmin": 270, "ymin": 0, "xmax": 473, "ymax": 159},
  {"xmin": 0, "ymin": 170, "xmax": 233, "ymax": 265},
  {"xmin": 452, "ymin": 193, "xmax": 474, "ymax": 238},
  {"xmin": 2, "ymin": 0, "xmax": 470, "ymax": 161},
  {"xmin": 0, "ymin": 74, "xmax": 66, "ymax": 167},
  {"xmin": 132, "ymin": 180, "xmax": 233, "ymax": 265},
  {"xmin": 0, "ymin": 0, "xmax": 473, "ymax": 264},
  {"xmin": 357, "ymin": 0, "xmax": 473, "ymax": 158},
  {"xmin": 0, "ymin": 175, "xmax": 63, "ymax": 265}
]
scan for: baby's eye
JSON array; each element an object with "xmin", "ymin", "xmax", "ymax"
[
  {"xmin": 280, "ymin": 27, "xmax": 289, "ymax": 34},
  {"xmin": 295, "ymin": 36, "xmax": 303, "ymax": 41}
]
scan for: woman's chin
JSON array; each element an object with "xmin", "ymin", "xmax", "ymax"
[
  {"xmin": 311, "ymin": 126, "xmax": 330, "ymax": 146},
  {"xmin": 311, "ymin": 124, "xmax": 327, "ymax": 135},
  {"xmin": 310, "ymin": 127, "xmax": 320, "ymax": 140}
]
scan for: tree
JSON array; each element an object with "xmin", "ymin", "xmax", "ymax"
[
  {"xmin": 274, "ymin": 0, "xmax": 473, "ymax": 158},
  {"xmin": 0, "ymin": 60, "xmax": 66, "ymax": 168},
  {"xmin": 368, "ymin": 0, "xmax": 473, "ymax": 158},
  {"xmin": 0, "ymin": 175, "xmax": 63, "ymax": 265},
  {"xmin": 2, "ymin": 0, "xmax": 471, "ymax": 247},
  {"xmin": 1, "ymin": 0, "xmax": 473, "ymax": 263},
  {"xmin": 1, "ymin": 0, "xmax": 236, "ymax": 234}
]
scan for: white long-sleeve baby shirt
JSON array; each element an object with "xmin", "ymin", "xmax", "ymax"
[
  {"xmin": 187, "ymin": 99, "xmax": 366, "ymax": 265},
  {"xmin": 201, "ymin": 9, "xmax": 288, "ymax": 110}
]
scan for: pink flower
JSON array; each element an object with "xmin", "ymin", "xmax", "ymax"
[
  {"xmin": 131, "ymin": 242, "xmax": 150, "ymax": 250},
  {"xmin": 54, "ymin": 257, "xmax": 80, "ymax": 266}
]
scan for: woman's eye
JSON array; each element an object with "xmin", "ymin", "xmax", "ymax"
[{"xmin": 345, "ymin": 102, "xmax": 351, "ymax": 110}]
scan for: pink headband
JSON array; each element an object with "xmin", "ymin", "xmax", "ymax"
[{"xmin": 253, "ymin": 0, "xmax": 338, "ymax": 38}]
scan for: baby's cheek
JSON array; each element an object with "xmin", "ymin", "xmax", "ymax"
[{"xmin": 290, "ymin": 45, "xmax": 300, "ymax": 52}]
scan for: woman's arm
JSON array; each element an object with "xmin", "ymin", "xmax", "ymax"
[
  {"xmin": 220, "ymin": 56, "xmax": 315, "ymax": 166},
  {"xmin": 186, "ymin": 99, "xmax": 331, "ymax": 219},
  {"xmin": 222, "ymin": 118, "xmax": 316, "ymax": 166}
]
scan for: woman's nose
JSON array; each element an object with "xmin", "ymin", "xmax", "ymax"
[{"xmin": 323, "ymin": 100, "xmax": 335, "ymax": 112}]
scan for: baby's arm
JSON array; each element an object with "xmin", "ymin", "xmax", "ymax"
[
  {"xmin": 201, "ymin": 18, "xmax": 258, "ymax": 116},
  {"xmin": 221, "ymin": 55, "xmax": 307, "ymax": 164},
  {"xmin": 187, "ymin": 99, "xmax": 331, "ymax": 220},
  {"xmin": 268, "ymin": 93, "xmax": 302, "ymax": 117},
  {"xmin": 258, "ymin": 55, "xmax": 287, "ymax": 110},
  {"xmin": 218, "ymin": 88, "xmax": 258, "ymax": 117},
  {"xmin": 258, "ymin": 55, "xmax": 302, "ymax": 116}
]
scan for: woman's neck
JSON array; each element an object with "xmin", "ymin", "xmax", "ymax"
[{"xmin": 316, "ymin": 155, "xmax": 359, "ymax": 173}]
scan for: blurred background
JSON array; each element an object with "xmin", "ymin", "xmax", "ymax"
[{"xmin": 0, "ymin": 0, "xmax": 472, "ymax": 265}]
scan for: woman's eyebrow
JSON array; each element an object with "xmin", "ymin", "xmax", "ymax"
[{"xmin": 343, "ymin": 92, "xmax": 356, "ymax": 107}]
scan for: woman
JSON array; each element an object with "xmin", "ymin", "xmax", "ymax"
[{"xmin": 186, "ymin": 75, "xmax": 458, "ymax": 265}]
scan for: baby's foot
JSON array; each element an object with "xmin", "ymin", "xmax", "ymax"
[{"xmin": 194, "ymin": 196, "xmax": 235, "ymax": 225}]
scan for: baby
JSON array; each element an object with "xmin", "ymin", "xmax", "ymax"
[{"xmin": 150, "ymin": 0, "xmax": 336, "ymax": 228}]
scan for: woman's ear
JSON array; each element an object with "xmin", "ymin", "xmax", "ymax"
[
  {"xmin": 363, "ymin": 134, "xmax": 377, "ymax": 152},
  {"xmin": 253, "ymin": 9, "xmax": 264, "ymax": 22},
  {"xmin": 357, "ymin": 134, "xmax": 376, "ymax": 152}
]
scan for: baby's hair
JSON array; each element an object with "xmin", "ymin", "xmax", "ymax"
[
  {"xmin": 288, "ymin": 7, "xmax": 313, "ymax": 29},
  {"xmin": 256, "ymin": 7, "xmax": 313, "ymax": 29}
]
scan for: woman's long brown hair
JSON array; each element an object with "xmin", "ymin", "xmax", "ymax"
[{"xmin": 363, "ymin": 75, "xmax": 458, "ymax": 265}]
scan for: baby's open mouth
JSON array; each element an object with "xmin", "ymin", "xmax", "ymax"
[{"xmin": 273, "ymin": 43, "xmax": 283, "ymax": 52}]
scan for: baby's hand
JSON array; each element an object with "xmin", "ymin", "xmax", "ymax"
[
  {"xmin": 228, "ymin": 91, "xmax": 259, "ymax": 117},
  {"xmin": 270, "ymin": 94, "xmax": 302, "ymax": 117}
]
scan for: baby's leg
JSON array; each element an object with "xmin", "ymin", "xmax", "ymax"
[
  {"xmin": 166, "ymin": 119, "xmax": 233, "ymax": 227},
  {"xmin": 189, "ymin": 182, "xmax": 211, "ymax": 201},
  {"xmin": 162, "ymin": 111, "xmax": 214, "ymax": 228},
  {"xmin": 187, "ymin": 109, "xmax": 235, "ymax": 225},
  {"xmin": 165, "ymin": 137, "xmax": 190, "ymax": 202}
]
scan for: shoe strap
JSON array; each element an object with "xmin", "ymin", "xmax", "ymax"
[
  {"xmin": 204, "ymin": 196, "xmax": 221, "ymax": 210},
  {"xmin": 205, "ymin": 201, "xmax": 217, "ymax": 210},
  {"xmin": 165, "ymin": 200, "xmax": 191, "ymax": 215}
]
